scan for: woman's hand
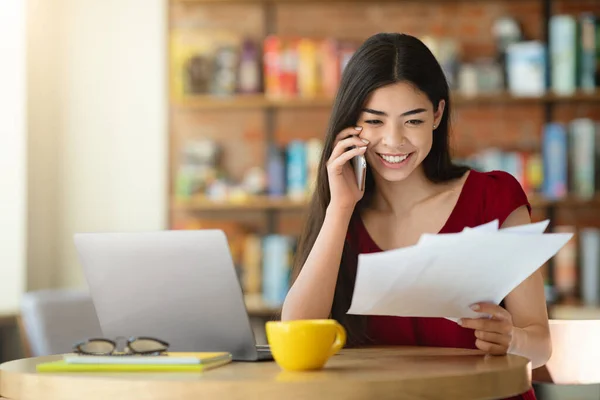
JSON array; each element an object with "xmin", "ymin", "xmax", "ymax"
[
  {"xmin": 326, "ymin": 126, "xmax": 369, "ymax": 211},
  {"xmin": 458, "ymin": 303, "xmax": 514, "ymax": 356}
]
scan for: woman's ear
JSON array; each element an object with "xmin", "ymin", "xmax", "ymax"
[{"xmin": 433, "ymin": 99, "xmax": 445, "ymax": 129}]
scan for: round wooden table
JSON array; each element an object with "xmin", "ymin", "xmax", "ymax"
[{"xmin": 0, "ymin": 347, "xmax": 532, "ymax": 400}]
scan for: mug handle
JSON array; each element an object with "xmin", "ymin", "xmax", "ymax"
[{"xmin": 329, "ymin": 321, "xmax": 347, "ymax": 356}]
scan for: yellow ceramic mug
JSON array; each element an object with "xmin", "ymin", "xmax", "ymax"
[{"xmin": 265, "ymin": 319, "xmax": 346, "ymax": 371}]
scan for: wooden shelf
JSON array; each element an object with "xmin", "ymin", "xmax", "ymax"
[
  {"xmin": 173, "ymin": 94, "xmax": 332, "ymax": 110},
  {"xmin": 172, "ymin": 0, "xmax": 484, "ymax": 3},
  {"xmin": 173, "ymin": 194, "xmax": 600, "ymax": 212},
  {"xmin": 456, "ymin": 90, "xmax": 600, "ymax": 105},
  {"xmin": 544, "ymin": 91, "xmax": 600, "ymax": 103},
  {"xmin": 530, "ymin": 195, "xmax": 600, "ymax": 208},
  {"xmin": 173, "ymin": 91, "xmax": 600, "ymax": 111},
  {"xmin": 173, "ymin": 195, "xmax": 308, "ymax": 211}
]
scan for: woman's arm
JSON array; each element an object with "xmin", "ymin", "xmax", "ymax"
[
  {"xmin": 460, "ymin": 205, "xmax": 552, "ymax": 369},
  {"xmin": 281, "ymin": 206, "xmax": 354, "ymax": 321},
  {"xmin": 502, "ymin": 205, "xmax": 552, "ymax": 368},
  {"xmin": 282, "ymin": 126, "xmax": 368, "ymax": 321}
]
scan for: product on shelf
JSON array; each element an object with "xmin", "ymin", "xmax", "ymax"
[
  {"xmin": 553, "ymin": 226, "xmax": 578, "ymax": 303},
  {"xmin": 170, "ymin": 29, "xmax": 245, "ymax": 98},
  {"xmin": 176, "ymin": 136, "xmax": 323, "ymax": 203},
  {"xmin": 297, "ymin": 38, "xmax": 319, "ymax": 98},
  {"xmin": 461, "ymin": 148, "xmax": 542, "ymax": 197},
  {"xmin": 264, "ymin": 36, "xmax": 358, "ymax": 99},
  {"xmin": 238, "ymin": 38, "xmax": 261, "ymax": 94},
  {"xmin": 286, "ymin": 140, "xmax": 308, "ymax": 201},
  {"xmin": 242, "ymin": 233, "xmax": 263, "ymax": 296},
  {"xmin": 307, "ymin": 138, "xmax": 324, "ymax": 195},
  {"xmin": 580, "ymin": 228, "xmax": 600, "ymax": 306},
  {"xmin": 242, "ymin": 167, "xmax": 268, "ymax": 196},
  {"xmin": 423, "ymin": 36, "xmax": 461, "ymax": 90},
  {"xmin": 463, "ymin": 117, "xmax": 600, "ymax": 201},
  {"xmin": 212, "ymin": 45, "xmax": 239, "ymax": 96},
  {"xmin": 492, "ymin": 15, "xmax": 524, "ymax": 90},
  {"xmin": 262, "ymin": 235, "xmax": 293, "ymax": 307},
  {"xmin": 320, "ymin": 38, "xmax": 341, "ymax": 97},
  {"xmin": 267, "ymin": 144, "xmax": 286, "ymax": 197},
  {"xmin": 175, "ymin": 139, "xmax": 221, "ymax": 199},
  {"xmin": 543, "ymin": 123, "xmax": 569, "ymax": 200},
  {"xmin": 568, "ymin": 118, "xmax": 596, "ymax": 199},
  {"xmin": 263, "ymin": 36, "xmax": 283, "ymax": 98},
  {"xmin": 579, "ymin": 13, "xmax": 597, "ymax": 92},
  {"xmin": 549, "ymin": 13, "xmax": 600, "ymax": 95},
  {"xmin": 505, "ymin": 41, "xmax": 546, "ymax": 97},
  {"xmin": 550, "ymin": 15, "xmax": 578, "ymax": 96}
]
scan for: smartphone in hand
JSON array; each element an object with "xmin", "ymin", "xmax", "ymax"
[{"xmin": 352, "ymin": 154, "xmax": 367, "ymax": 191}]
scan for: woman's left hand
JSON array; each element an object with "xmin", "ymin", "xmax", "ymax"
[{"xmin": 458, "ymin": 303, "xmax": 514, "ymax": 355}]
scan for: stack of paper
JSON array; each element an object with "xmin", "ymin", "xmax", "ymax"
[{"xmin": 347, "ymin": 220, "xmax": 573, "ymax": 320}]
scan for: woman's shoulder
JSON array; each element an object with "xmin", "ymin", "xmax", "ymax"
[
  {"xmin": 468, "ymin": 169, "xmax": 524, "ymax": 190},
  {"xmin": 463, "ymin": 169, "xmax": 531, "ymax": 226}
]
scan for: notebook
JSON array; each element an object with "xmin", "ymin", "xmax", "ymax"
[{"xmin": 37, "ymin": 352, "xmax": 232, "ymax": 373}]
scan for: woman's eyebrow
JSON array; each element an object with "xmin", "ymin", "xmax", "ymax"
[
  {"xmin": 362, "ymin": 108, "xmax": 387, "ymax": 116},
  {"xmin": 400, "ymin": 108, "xmax": 427, "ymax": 117},
  {"xmin": 361, "ymin": 107, "xmax": 427, "ymax": 117}
]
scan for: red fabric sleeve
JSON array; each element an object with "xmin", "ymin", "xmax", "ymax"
[{"xmin": 483, "ymin": 170, "xmax": 532, "ymax": 227}]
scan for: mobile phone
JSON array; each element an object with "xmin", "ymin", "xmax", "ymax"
[{"xmin": 352, "ymin": 153, "xmax": 367, "ymax": 191}]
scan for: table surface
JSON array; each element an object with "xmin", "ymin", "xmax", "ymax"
[{"xmin": 0, "ymin": 347, "xmax": 532, "ymax": 400}]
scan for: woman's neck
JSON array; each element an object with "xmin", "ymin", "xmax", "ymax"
[{"xmin": 369, "ymin": 167, "xmax": 438, "ymax": 216}]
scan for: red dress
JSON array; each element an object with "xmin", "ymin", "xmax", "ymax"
[{"xmin": 346, "ymin": 170, "xmax": 536, "ymax": 400}]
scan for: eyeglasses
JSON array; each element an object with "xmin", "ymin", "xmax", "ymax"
[{"xmin": 73, "ymin": 336, "xmax": 169, "ymax": 356}]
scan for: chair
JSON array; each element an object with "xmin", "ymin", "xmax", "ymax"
[{"xmin": 19, "ymin": 289, "xmax": 103, "ymax": 357}]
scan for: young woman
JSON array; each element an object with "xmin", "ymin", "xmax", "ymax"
[{"xmin": 281, "ymin": 33, "xmax": 550, "ymax": 400}]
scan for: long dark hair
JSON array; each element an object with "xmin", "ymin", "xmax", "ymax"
[{"xmin": 291, "ymin": 33, "xmax": 469, "ymax": 346}]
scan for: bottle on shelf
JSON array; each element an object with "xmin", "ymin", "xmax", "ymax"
[{"xmin": 267, "ymin": 144, "xmax": 286, "ymax": 198}]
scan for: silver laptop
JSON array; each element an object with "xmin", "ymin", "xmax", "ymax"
[{"xmin": 74, "ymin": 229, "xmax": 273, "ymax": 361}]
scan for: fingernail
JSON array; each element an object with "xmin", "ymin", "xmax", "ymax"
[
  {"xmin": 359, "ymin": 146, "xmax": 367, "ymax": 150},
  {"xmin": 361, "ymin": 138, "xmax": 369, "ymax": 144},
  {"xmin": 457, "ymin": 319, "xmax": 463, "ymax": 326},
  {"xmin": 470, "ymin": 304, "xmax": 480, "ymax": 311},
  {"xmin": 354, "ymin": 126, "xmax": 363, "ymax": 131}
]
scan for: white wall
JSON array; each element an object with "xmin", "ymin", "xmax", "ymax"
[
  {"xmin": 27, "ymin": 0, "xmax": 64, "ymax": 291},
  {"xmin": 0, "ymin": 0, "xmax": 27, "ymax": 312},
  {"xmin": 27, "ymin": 0, "xmax": 168, "ymax": 289}
]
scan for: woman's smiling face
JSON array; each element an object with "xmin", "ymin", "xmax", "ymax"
[{"xmin": 357, "ymin": 81, "xmax": 445, "ymax": 183}]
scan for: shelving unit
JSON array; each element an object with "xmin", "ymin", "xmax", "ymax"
[
  {"xmin": 173, "ymin": 195, "xmax": 307, "ymax": 211},
  {"xmin": 168, "ymin": 0, "xmax": 600, "ymax": 319},
  {"xmin": 174, "ymin": 90, "xmax": 600, "ymax": 111},
  {"xmin": 174, "ymin": 0, "xmax": 500, "ymax": 3},
  {"xmin": 173, "ymin": 194, "xmax": 600, "ymax": 212},
  {"xmin": 174, "ymin": 94, "xmax": 333, "ymax": 110}
]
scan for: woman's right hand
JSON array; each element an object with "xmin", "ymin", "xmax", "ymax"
[{"xmin": 326, "ymin": 126, "xmax": 369, "ymax": 211}]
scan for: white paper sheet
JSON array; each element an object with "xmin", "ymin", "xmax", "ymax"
[{"xmin": 347, "ymin": 220, "xmax": 572, "ymax": 320}]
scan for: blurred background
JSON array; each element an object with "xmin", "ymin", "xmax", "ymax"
[{"xmin": 1, "ymin": 0, "xmax": 600, "ymax": 390}]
